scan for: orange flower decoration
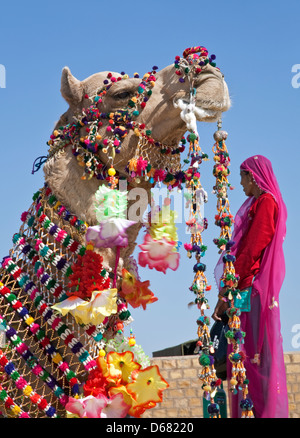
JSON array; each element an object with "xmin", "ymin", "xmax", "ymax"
[
  {"xmin": 120, "ymin": 269, "xmax": 158, "ymax": 310},
  {"xmin": 93, "ymin": 352, "xmax": 169, "ymax": 418}
]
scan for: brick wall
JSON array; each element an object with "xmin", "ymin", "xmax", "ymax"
[{"xmin": 142, "ymin": 352, "xmax": 300, "ymax": 418}]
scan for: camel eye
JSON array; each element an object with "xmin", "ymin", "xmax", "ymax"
[{"xmin": 114, "ymin": 91, "xmax": 131, "ymax": 99}]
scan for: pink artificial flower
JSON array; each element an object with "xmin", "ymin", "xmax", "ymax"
[
  {"xmin": 66, "ymin": 393, "xmax": 129, "ymax": 418},
  {"xmin": 138, "ymin": 233, "xmax": 180, "ymax": 274},
  {"xmin": 86, "ymin": 218, "xmax": 136, "ymax": 248},
  {"xmin": 65, "ymin": 396, "xmax": 89, "ymax": 418}
]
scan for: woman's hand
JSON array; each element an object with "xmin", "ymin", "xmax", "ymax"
[
  {"xmin": 212, "ymin": 299, "xmax": 228, "ymax": 321},
  {"xmin": 212, "ymin": 287, "xmax": 229, "ymax": 322}
]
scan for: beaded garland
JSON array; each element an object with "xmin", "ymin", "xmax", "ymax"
[
  {"xmin": 0, "ymin": 282, "xmax": 79, "ymax": 400},
  {"xmin": 0, "ymin": 383, "xmax": 30, "ymax": 418},
  {"xmin": 0, "ymin": 313, "xmax": 67, "ymax": 411},
  {"xmin": 183, "ymin": 129, "xmax": 222, "ymax": 418},
  {"xmin": 0, "ymin": 348, "xmax": 57, "ymax": 417},
  {"xmin": 211, "ymin": 125, "xmax": 254, "ymax": 418},
  {"xmin": 1, "ymin": 257, "xmax": 98, "ymax": 372},
  {"xmin": 10, "ymin": 225, "xmax": 117, "ymax": 344}
]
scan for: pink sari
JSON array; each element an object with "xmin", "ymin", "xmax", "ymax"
[{"xmin": 214, "ymin": 155, "xmax": 289, "ymax": 418}]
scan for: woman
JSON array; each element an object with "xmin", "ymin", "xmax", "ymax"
[{"xmin": 212, "ymin": 155, "xmax": 289, "ymax": 418}]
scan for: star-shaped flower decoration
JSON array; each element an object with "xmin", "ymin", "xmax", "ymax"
[{"xmin": 126, "ymin": 365, "xmax": 169, "ymax": 407}]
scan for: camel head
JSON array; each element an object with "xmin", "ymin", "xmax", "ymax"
[{"xmin": 44, "ymin": 46, "xmax": 230, "ymax": 227}]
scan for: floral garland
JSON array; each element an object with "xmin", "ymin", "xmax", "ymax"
[
  {"xmin": 138, "ymin": 201, "xmax": 180, "ymax": 274},
  {"xmin": 50, "ymin": 164, "xmax": 170, "ymax": 418},
  {"xmin": 212, "ymin": 127, "xmax": 254, "ymax": 418}
]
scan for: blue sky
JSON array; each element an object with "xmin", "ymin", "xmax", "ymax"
[{"xmin": 0, "ymin": 0, "xmax": 299, "ymax": 357}]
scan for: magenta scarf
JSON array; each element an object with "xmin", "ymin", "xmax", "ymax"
[{"xmin": 214, "ymin": 154, "xmax": 288, "ymax": 350}]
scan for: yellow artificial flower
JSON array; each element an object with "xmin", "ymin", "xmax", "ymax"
[
  {"xmin": 95, "ymin": 355, "xmax": 122, "ymax": 385},
  {"xmin": 52, "ymin": 289, "xmax": 118, "ymax": 326},
  {"xmin": 126, "ymin": 365, "xmax": 169, "ymax": 406},
  {"xmin": 108, "ymin": 384, "xmax": 154, "ymax": 417},
  {"xmin": 106, "ymin": 351, "xmax": 141, "ymax": 385},
  {"xmin": 108, "ymin": 385, "xmax": 135, "ymax": 409}
]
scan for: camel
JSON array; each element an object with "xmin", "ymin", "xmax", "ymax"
[{"xmin": 0, "ymin": 47, "xmax": 230, "ymax": 418}]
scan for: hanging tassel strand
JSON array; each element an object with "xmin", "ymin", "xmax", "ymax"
[{"xmin": 212, "ymin": 121, "xmax": 254, "ymax": 418}]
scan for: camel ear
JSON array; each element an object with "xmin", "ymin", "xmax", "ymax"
[{"xmin": 60, "ymin": 66, "xmax": 83, "ymax": 106}]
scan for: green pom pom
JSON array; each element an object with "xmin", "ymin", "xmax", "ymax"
[
  {"xmin": 225, "ymin": 330, "xmax": 234, "ymax": 339},
  {"xmin": 199, "ymin": 353, "xmax": 210, "ymax": 367}
]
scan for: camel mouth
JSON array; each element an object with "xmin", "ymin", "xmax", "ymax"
[
  {"xmin": 177, "ymin": 98, "xmax": 224, "ymax": 123},
  {"xmin": 194, "ymin": 105, "xmax": 222, "ymax": 122}
]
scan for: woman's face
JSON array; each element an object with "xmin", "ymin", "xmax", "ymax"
[{"xmin": 240, "ymin": 170, "xmax": 254, "ymax": 196}]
